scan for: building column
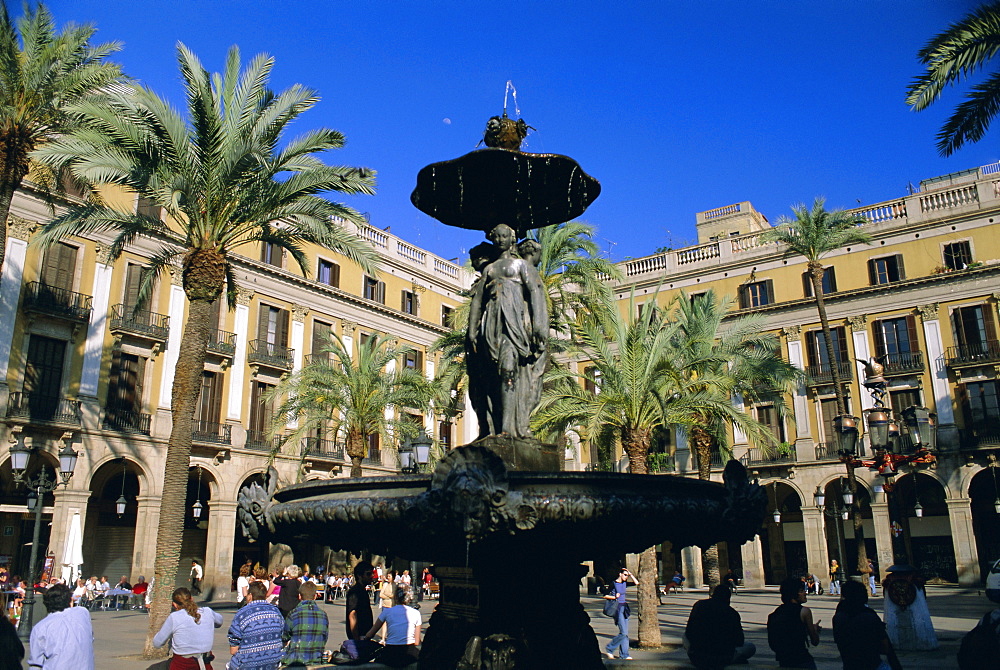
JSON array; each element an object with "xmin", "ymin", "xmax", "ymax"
[
  {"xmin": 203, "ymin": 500, "xmax": 238, "ymax": 598},
  {"xmin": 946, "ymin": 498, "xmax": 980, "ymax": 586},
  {"xmin": 741, "ymin": 534, "xmax": 766, "ymax": 589},
  {"xmin": 226, "ymin": 288, "xmax": 253, "ymax": 421},
  {"xmin": 801, "ymin": 508, "xmax": 830, "ymax": 578},
  {"xmin": 49, "ymin": 488, "xmax": 91, "ymax": 580},
  {"xmin": 784, "ymin": 328, "xmax": 814, "ymax": 462},
  {"xmin": 681, "ymin": 545, "xmax": 703, "ymax": 588},
  {"xmin": 849, "ymin": 316, "xmax": 874, "ymax": 414},
  {"xmin": 918, "ymin": 304, "xmax": 959, "ymax": 449},
  {"xmin": 79, "ymin": 258, "xmax": 113, "ymax": 399},
  {"xmin": 870, "ymin": 501, "xmax": 893, "ymax": 582},
  {"xmin": 132, "ymin": 494, "xmax": 161, "ymax": 582},
  {"xmin": 0, "ymin": 232, "xmax": 29, "ymax": 383},
  {"xmin": 158, "ymin": 279, "xmax": 187, "ymax": 410}
]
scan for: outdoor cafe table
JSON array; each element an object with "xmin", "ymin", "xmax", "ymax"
[{"xmin": 104, "ymin": 588, "xmax": 132, "ymax": 610}]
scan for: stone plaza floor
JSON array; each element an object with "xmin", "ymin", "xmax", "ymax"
[{"xmin": 18, "ymin": 584, "xmax": 991, "ymax": 668}]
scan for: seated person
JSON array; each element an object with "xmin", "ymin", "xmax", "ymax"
[
  {"xmin": 685, "ymin": 584, "xmax": 755, "ymax": 668},
  {"xmin": 804, "ymin": 573, "xmax": 821, "ymax": 595},
  {"xmin": 130, "ymin": 576, "xmax": 149, "ymax": 609},
  {"xmin": 361, "ymin": 584, "xmax": 421, "ymax": 668},
  {"xmin": 664, "ymin": 570, "xmax": 685, "ymax": 593}
]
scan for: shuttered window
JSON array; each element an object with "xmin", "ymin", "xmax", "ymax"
[
  {"xmin": 401, "ymin": 290, "xmax": 417, "ymax": 315},
  {"xmin": 24, "ymin": 335, "xmax": 66, "ymax": 397},
  {"xmin": 363, "ymin": 275, "xmax": 386, "ymax": 303},
  {"xmin": 318, "ymin": 259, "xmax": 340, "ymax": 288},
  {"xmin": 123, "ymin": 264, "xmax": 143, "ymax": 311},
  {"xmin": 248, "ymin": 381, "xmax": 275, "ymax": 436},
  {"xmin": 194, "ymin": 371, "xmax": 223, "ymax": 424},
  {"xmin": 868, "ymin": 255, "xmax": 905, "ymax": 285},
  {"xmin": 806, "ymin": 327, "xmax": 849, "ymax": 366},
  {"xmin": 872, "ymin": 316, "xmax": 919, "ymax": 356},
  {"xmin": 261, "ymin": 242, "xmax": 283, "ymax": 268},
  {"xmin": 943, "ymin": 241, "xmax": 973, "ymax": 271},
  {"xmin": 312, "ymin": 321, "xmax": 333, "ymax": 362},
  {"xmin": 257, "ymin": 305, "xmax": 290, "ymax": 346},
  {"xmin": 802, "ymin": 267, "xmax": 837, "ymax": 297},
  {"xmin": 107, "ymin": 351, "xmax": 146, "ymax": 414},
  {"xmin": 738, "ymin": 280, "xmax": 774, "ymax": 308},
  {"xmin": 41, "ymin": 242, "xmax": 78, "ymax": 291},
  {"xmin": 403, "ymin": 349, "xmax": 424, "ymax": 371},
  {"xmin": 952, "ymin": 304, "xmax": 997, "ymax": 348}
]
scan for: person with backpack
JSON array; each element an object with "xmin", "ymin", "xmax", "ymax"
[
  {"xmin": 832, "ymin": 580, "xmax": 901, "ymax": 670},
  {"xmin": 767, "ymin": 577, "xmax": 821, "ymax": 668}
]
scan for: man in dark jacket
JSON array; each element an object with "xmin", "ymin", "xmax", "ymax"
[{"xmin": 685, "ymin": 584, "xmax": 756, "ymax": 669}]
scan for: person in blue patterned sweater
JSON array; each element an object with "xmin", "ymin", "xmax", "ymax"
[
  {"xmin": 228, "ymin": 581, "xmax": 284, "ymax": 670},
  {"xmin": 281, "ymin": 581, "xmax": 328, "ymax": 667}
]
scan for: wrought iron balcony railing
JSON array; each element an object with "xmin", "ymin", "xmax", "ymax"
[
  {"xmin": 814, "ymin": 442, "xmax": 837, "ymax": 461},
  {"xmin": 946, "ymin": 340, "xmax": 1000, "ymax": 367},
  {"xmin": 102, "ymin": 407, "xmax": 152, "ymax": 435},
  {"xmin": 22, "ymin": 281, "xmax": 92, "ymax": 322},
  {"xmin": 303, "ymin": 353, "xmax": 334, "ymax": 367},
  {"xmin": 804, "ymin": 361, "xmax": 854, "ymax": 386},
  {"xmin": 745, "ymin": 446, "xmax": 796, "ymax": 466},
  {"xmin": 6, "ymin": 392, "xmax": 82, "ymax": 425},
  {"xmin": 881, "ymin": 351, "xmax": 925, "ymax": 375},
  {"xmin": 248, "ymin": 339, "xmax": 294, "ymax": 370},
  {"xmin": 363, "ymin": 447, "xmax": 382, "ymax": 465},
  {"xmin": 206, "ymin": 330, "xmax": 237, "ymax": 357},
  {"xmin": 191, "ymin": 420, "xmax": 232, "ymax": 445},
  {"xmin": 301, "ymin": 437, "xmax": 345, "ymax": 460},
  {"xmin": 245, "ymin": 430, "xmax": 283, "ymax": 452},
  {"xmin": 109, "ymin": 304, "xmax": 169, "ymax": 341}
]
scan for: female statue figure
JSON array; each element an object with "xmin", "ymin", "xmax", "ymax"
[{"xmin": 466, "ymin": 224, "xmax": 548, "ymax": 438}]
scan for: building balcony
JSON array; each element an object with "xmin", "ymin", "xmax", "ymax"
[
  {"xmin": 109, "ymin": 304, "xmax": 169, "ymax": 345},
  {"xmin": 882, "ymin": 351, "xmax": 925, "ymax": 376},
  {"xmin": 960, "ymin": 422, "xmax": 1000, "ymax": 450},
  {"xmin": 102, "ymin": 407, "xmax": 152, "ymax": 435},
  {"xmin": 744, "ymin": 446, "xmax": 795, "ymax": 466},
  {"xmin": 22, "ymin": 281, "xmax": 92, "ymax": 323},
  {"xmin": 247, "ymin": 339, "xmax": 294, "ymax": 372},
  {"xmin": 206, "ymin": 330, "xmax": 237, "ymax": 358},
  {"xmin": 191, "ymin": 420, "xmax": 232, "ymax": 446},
  {"xmin": 946, "ymin": 341, "xmax": 1000, "ymax": 368},
  {"xmin": 814, "ymin": 442, "xmax": 838, "ymax": 461},
  {"xmin": 303, "ymin": 353, "xmax": 334, "ymax": 367},
  {"xmin": 804, "ymin": 361, "xmax": 854, "ymax": 386},
  {"xmin": 301, "ymin": 437, "xmax": 345, "ymax": 461},
  {"xmin": 6, "ymin": 392, "xmax": 82, "ymax": 427},
  {"xmin": 363, "ymin": 447, "xmax": 382, "ymax": 466},
  {"xmin": 245, "ymin": 430, "xmax": 282, "ymax": 452}
]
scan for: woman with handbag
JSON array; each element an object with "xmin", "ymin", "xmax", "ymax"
[{"xmin": 603, "ymin": 568, "xmax": 636, "ymax": 660}]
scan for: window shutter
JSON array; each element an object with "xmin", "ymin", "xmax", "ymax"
[
  {"xmin": 835, "ymin": 327, "xmax": 849, "ymax": 363},
  {"xmin": 872, "ymin": 321, "xmax": 886, "ymax": 358},
  {"xmin": 378, "ymin": 280, "xmax": 386, "ymax": 304},
  {"xmin": 124, "ymin": 264, "xmax": 143, "ymax": 310},
  {"xmin": 132, "ymin": 355, "xmax": 146, "ymax": 413},
  {"xmin": 208, "ymin": 297, "xmax": 221, "ymax": 333},
  {"xmin": 416, "ymin": 350, "xmax": 424, "ymax": 371},
  {"xmin": 401, "ymin": 290, "xmax": 407, "ymax": 311},
  {"xmin": 905, "ymin": 315, "xmax": 919, "ymax": 353},
  {"xmin": 894, "ymin": 254, "xmax": 905, "ymax": 281},
  {"xmin": 331, "ymin": 262, "xmax": 340, "ymax": 288},
  {"xmin": 738, "ymin": 285, "xmax": 749, "ymax": 309},
  {"xmin": 107, "ymin": 349, "xmax": 123, "ymax": 408},
  {"xmin": 764, "ymin": 279, "xmax": 775, "ymax": 305},
  {"xmin": 984, "ymin": 304, "xmax": 998, "ymax": 341},
  {"xmin": 867, "ymin": 259, "xmax": 877, "ymax": 285},
  {"xmin": 277, "ymin": 309, "xmax": 290, "ymax": 347},
  {"xmin": 826, "ymin": 267, "xmax": 837, "ymax": 292},
  {"xmin": 257, "ymin": 305, "xmax": 269, "ymax": 341},
  {"xmin": 260, "ymin": 243, "xmax": 269, "ymax": 263},
  {"xmin": 805, "ymin": 332, "xmax": 819, "ymax": 367},
  {"xmin": 802, "ymin": 272, "xmax": 813, "ymax": 298}
]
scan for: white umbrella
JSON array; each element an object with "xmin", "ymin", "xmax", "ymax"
[{"xmin": 60, "ymin": 512, "xmax": 84, "ymax": 585}]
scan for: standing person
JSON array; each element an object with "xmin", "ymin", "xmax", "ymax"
[
  {"xmin": 828, "ymin": 560, "xmax": 842, "ymax": 596},
  {"xmin": 833, "ymin": 580, "xmax": 902, "ymax": 670},
  {"xmin": 767, "ymin": 577, "xmax": 822, "ymax": 669},
  {"xmin": 281, "ymin": 581, "xmax": 328, "ymax": 667},
  {"xmin": 274, "ymin": 565, "xmax": 302, "ymax": 619},
  {"xmin": 0, "ymin": 607, "xmax": 23, "ymax": 670},
  {"xmin": 361, "ymin": 584, "xmax": 421, "ymax": 668},
  {"xmin": 236, "ymin": 564, "xmax": 252, "ymax": 605},
  {"xmin": 865, "ymin": 560, "xmax": 877, "ymax": 597},
  {"xmin": 377, "ymin": 570, "xmax": 396, "ymax": 642},
  {"xmin": 152, "ymin": 587, "xmax": 223, "ymax": 670},
  {"xmin": 27, "ymin": 584, "xmax": 94, "ymax": 670},
  {"xmin": 190, "ymin": 561, "xmax": 203, "ymax": 596},
  {"xmin": 602, "ymin": 567, "xmax": 636, "ymax": 661},
  {"xmin": 684, "ymin": 584, "xmax": 756, "ymax": 668},
  {"xmin": 346, "ymin": 561, "xmax": 375, "ymax": 643},
  {"xmin": 228, "ymin": 581, "xmax": 284, "ymax": 670}
]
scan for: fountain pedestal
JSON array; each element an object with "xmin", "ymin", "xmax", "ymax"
[{"xmin": 468, "ymin": 435, "xmax": 561, "ymax": 472}]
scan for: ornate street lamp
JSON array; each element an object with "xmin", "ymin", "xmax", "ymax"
[
  {"xmin": 7, "ymin": 432, "xmax": 78, "ymax": 643},
  {"xmin": 399, "ymin": 437, "xmax": 415, "ymax": 473},
  {"xmin": 412, "ymin": 431, "xmax": 433, "ymax": 470},
  {"xmin": 833, "ymin": 415, "xmax": 860, "ymax": 456},
  {"xmin": 116, "ymin": 459, "xmax": 128, "ymax": 518},
  {"xmin": 192, "ymin": 465, "xmax": 204, "ymax": 519},
  {"xmin": 901, "ymin": 406, "xmax": 933, "ymax": 452},
  {"xmin": 813, "ymin": 486, "xmax": 825, "ymax": 509},
  {"xmin": 864, "ymin": 407, "xmax": 890, "ymax": 452}
]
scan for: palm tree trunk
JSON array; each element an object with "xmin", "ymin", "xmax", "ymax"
[
  {"xmin": 691, "ymin": 427, "xmax": 721, "ymax": 590},
  {"xmin": 347, "ymin": 429, "xmax": 366, "ymax": 478},
  {"xmin": 810, "ymin": 264, "xmax": 869, "ymax": 575},
  {"xmin": 622, "ymin": 427, "xmax": 660, "ymax": 648},
  {"xmin": 143, "ymin": 297, "xmax": 213, "ymax": 657}
]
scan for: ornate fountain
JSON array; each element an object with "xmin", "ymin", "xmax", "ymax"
[{"xmin": 239, "ymin": 115, "xmax": 766, "ymax": 669}]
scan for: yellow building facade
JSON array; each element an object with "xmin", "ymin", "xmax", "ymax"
[
  {"xmin": 0, "ymin": 182, "xmax": 474, "ymax": 592},
  {"xmin": 605, "ymin": 163, "xmax": 1000, "ymax": 587}
]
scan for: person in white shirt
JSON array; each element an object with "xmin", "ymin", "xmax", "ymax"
[
  {"xmin": 153, "ymin": 587, "xmax": 223, "ymax": 668},
  {"xmin": 28, "ymin": 584, "xmax": 94, "ymax": 670},
  {"xmin": 189, "ymin": 561, "xmax": 204, "ymax": 596},
  {"xmin": 361, "ymin": 584, "xmax": 421, "ymax": 667},
  {"xmin": 235, "ymin": 564, "xmax": 251, "ymax": 604},
  {"xmin": 96, "ymin": 577, "xmax": 110, "ymax": 594},
  {"xmin": 71, "ymin": 579, "xmax": 87, "ymax": 605}
]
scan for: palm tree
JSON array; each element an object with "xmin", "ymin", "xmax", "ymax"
[
  {"xmin": 761, "ymin": 199, "xmax": 872, "ymax": 575},
  {"xmin": 0, "ymin": 2, "xmax": 122, "ymax": 275},
  {"xmin": 672, "ymin": 290, "xmax": 800, "ymax": 588},
  {"xmin": 532, "ymin": 293, "xmax": 761, "ymax": 648},
  {"xmin": 30, "ymin": 44, "xmax": 379, "ymax": 657},
  {"xmin": 272, "ymin": 332, "xmax": 434, "ymax": 477},
  {"xmin": 906, "ymin": 1, "xmax": 1000, "ymax": 156}
]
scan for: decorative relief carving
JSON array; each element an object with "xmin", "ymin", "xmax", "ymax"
[
  {"xmin": 340, "ymin": 320, "xmax": 357, "ymax": 334},
  {"xmin": 781, "ymin": 325, "xmax": 801, "ymax": 341},
  {"xmin": 847, "ymin": 314, "xmax": 868, "ymax": 331},
  {"xmin": 7, "ymin": 216, "xmax": 37, "ymax": 241},
  {"xmin": 93, "ymin": 243, "xmax": 114, "ymax": 265},
  {"xmin": 292, "ymin": 304, "xmax": 310, "ymax": 322},
  {"xmin": 917, "ymin": 303, "xmax": 940, "ymax": 322},
  {"xmin": 168, "ymin": 265, "xmax": 183, "ymax": 287},
  {"xmin": 235, "ymin": 286, "xmax": 255, "ymax": 306}
]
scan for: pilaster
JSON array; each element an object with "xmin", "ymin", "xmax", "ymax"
[
  {"xmin": 945, "ymin": 498, "xmax": 980, "ymax": 585},
  {"xmin": 801, "ymin": 508, "xmax": 830, "ymax": 578},
  {"xmin": 132, "ymin": 494, "xmax": 162, "ymax": 581},
  {"xmin": 0, "ymin": 236, "xmax": 28, "ymax": 382},
  {"xmin": 159, "ymin": 284, "xmax": 187, "ymax": 409},
  {"xmin": 204, "ymin": 500, "xmax": 238, "ymax": 598},
  {"xmin": 79, "ymin": 262, "xmax": 114, "ymax": 398},
  {"xmin": 227, "ymin": 294, "xmax": 251, "ymax": 421}
]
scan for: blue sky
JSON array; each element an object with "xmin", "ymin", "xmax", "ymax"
[{"xmin": 45, "ymin": 0, "xmax": 992, "ymax": 261}]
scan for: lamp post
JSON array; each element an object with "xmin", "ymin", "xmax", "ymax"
[
  {"xmin": 400, "ymin": 431, "xmax": 432, "ymax": 474},
  {"xmin": 9, "ymin": 434, "xmax": 78, "ymax": 642}
]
